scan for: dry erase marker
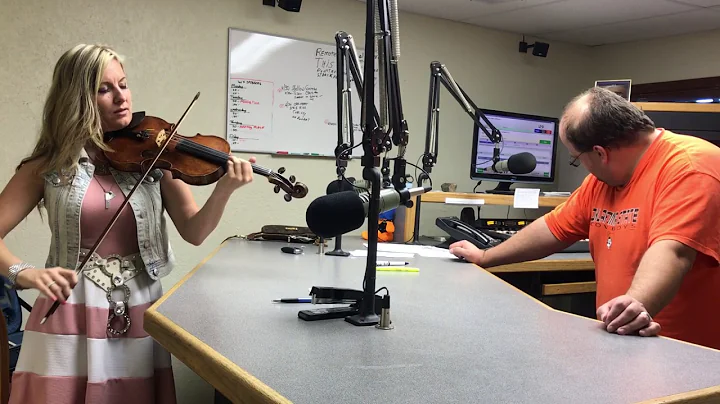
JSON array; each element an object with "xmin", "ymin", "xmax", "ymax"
[
  {"xmin": 377, "ymin": 267, "xmax": 419, "ymax": 272},
  {"xmin": 376, "ymin": 261, "xmax": 409, "ymax": 266}
]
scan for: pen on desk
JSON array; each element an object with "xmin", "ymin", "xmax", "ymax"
[
  {"xmin": 376, "ymin": 261, "xmax": 409, "ymax": 267},
  {"xmin": 272, "ymin": 297, "xmax": 312, "ymax": 303},
  {"xmin": 377, "ymin": 267, "xmax": 419, "ymax": 272}
]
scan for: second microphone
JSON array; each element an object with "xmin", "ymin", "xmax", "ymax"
[{"xmin": 306, "ymin": 186, "xmax": 431, "ymax": 238}]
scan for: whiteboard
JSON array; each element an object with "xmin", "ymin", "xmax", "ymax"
[{"xmin": 226, "ymin": 28, "xmax": 379, "ymax": 157}]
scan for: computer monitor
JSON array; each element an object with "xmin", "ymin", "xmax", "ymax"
[{"xmin": 470, "ymin": 108, "xmax": 559, "ymax": 194}]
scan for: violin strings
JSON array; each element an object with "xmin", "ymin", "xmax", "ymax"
[{"xmin": 165, "ymin": 137, "xmax": 273, "ymax": 176}]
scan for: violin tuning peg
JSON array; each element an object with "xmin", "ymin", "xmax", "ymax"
[
  {"xmin": 289, "ymin": 175, "xmax": 296, "ymax": 183},
  {"xmin": 277, "ymin": 167, "xmax": 286, "ymax": 174},
  {"xmin": 284, "ymin": 194, "xmax": 292, "ymax": 202},
  {"xmin": 274, "ymin": 185, "xmax": 281, "ymax": 194}
]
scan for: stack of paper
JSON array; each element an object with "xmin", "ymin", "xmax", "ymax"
[
  {"xmin": 350, "ymin": 250, "xmax": 414, "ymax": 258},
  {"xmin": 362, "ymin": 243, "xmax": 456, "ymax": 259}
]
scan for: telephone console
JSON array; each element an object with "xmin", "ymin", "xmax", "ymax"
[
  {"xmin": 435, "ymin": 216, "xmax": 590, "ymax": 253},
  {"xmin": 435, "ymin": 217, "xmax": 503, "ymax": 250}
]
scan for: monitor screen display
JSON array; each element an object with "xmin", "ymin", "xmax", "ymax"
[{"xmin": 471, "ymin": 109, "xmax": 558, "ymax": 184}]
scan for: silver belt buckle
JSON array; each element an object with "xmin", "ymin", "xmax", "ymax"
[{"xmin": 79, "ymin": 251, "xmax": 139, "ymax": 337}]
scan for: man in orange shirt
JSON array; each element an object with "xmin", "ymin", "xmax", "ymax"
[{"xmin": 451, "ymin": 87, "xmax": 720, "ymax": 349}]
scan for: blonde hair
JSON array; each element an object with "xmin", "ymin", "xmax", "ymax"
[{"xmin": 18, "ymin": 44, "xmax": 124, "ymax": 176}]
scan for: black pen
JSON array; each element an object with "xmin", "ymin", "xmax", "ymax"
[{"xmin": 272, "ymin": 297, "xmax": 312, "ymax": 303}]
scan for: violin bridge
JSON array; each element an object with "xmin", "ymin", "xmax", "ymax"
[{"xmin": 155, "ymin": 129, "xmax": 167, "ymax": 147}]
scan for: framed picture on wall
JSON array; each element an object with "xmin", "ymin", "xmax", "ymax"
[{"xmin": 595, "ymin": 79, "xmax": 632, "ymax": 101}]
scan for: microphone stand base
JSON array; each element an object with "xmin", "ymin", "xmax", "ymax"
[
  {"xmin": 345, "ymin": 313, "xmax": 380, "ymax": 326},
  {"xmin": 325, "ymin": 235, "xmax": 351, "ymax": 257}
]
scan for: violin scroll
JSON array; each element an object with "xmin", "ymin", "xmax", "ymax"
[{"xmin": 269, "ymin": 166, "xmax": 308, "ymax": 202}]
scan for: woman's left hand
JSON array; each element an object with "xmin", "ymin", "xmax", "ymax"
[{"xmin": 216, "ymin": 156, "xmax": 256, "ymax": 195}]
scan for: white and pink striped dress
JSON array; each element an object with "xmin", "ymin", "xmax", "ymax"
[{"xmin": 9, "ymin": 172, "xmax": 177, "ymax": 404}]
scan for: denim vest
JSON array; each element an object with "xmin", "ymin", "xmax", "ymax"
[{"xmin": 42, "ymin": 149, "xmax": 175, "ymax": 280}]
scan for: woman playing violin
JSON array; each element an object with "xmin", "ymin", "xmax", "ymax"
[{"xmin": 0, "ymin": 43, "xmax": 255, "ymax": 403}]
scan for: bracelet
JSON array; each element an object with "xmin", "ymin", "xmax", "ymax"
[{"xmin": 8, "ymin": 262, "xmax": 35, "ymax": 289}]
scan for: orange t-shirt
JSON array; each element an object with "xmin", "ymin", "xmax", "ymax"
[{"xmin": 545, "ymin": 129, "xmax": 720, "ymax": 350}]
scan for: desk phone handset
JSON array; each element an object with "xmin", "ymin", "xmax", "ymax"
[{"xmin": 435, "ymin": 217, "xmax": 502, "ymax": 250}]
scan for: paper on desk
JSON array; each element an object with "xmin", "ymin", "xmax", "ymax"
[
  {"xmin": 417, "ymin": 248, "xmax": 456, "ymax": 259},
  {"xmin": 363, "ymin": 243, "xmax": 456, "ymax": 259},
  {"xmin": 350, "ymin": 250, "xmax": 415, "ymax": 258},
  {"xmin": 445, "ymin": 197, "xmax": 485, "ymax": 205},
  {"xmin": 513, "ymin": 188, "xmax": 540, "ymax": 209}
]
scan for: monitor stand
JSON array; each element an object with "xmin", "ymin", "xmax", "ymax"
[{"xmin": 482, "ymin": 181, "xmax": 515, "ymax": 195}]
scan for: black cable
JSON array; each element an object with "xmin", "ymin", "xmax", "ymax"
[{"xmin": 406, "ymin": 160, "xmax": 432, "ymax": 188}]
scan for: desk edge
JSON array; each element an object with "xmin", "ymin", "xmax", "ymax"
[
  {"xmin": 144, "ymin": 308, "xmax": 290, "ymax": 404},
  {"xmin": 145, "ymin": 237, "xmax": 291, "ymax": 404},
  {"xmin": 637, "ymin": 385, "xmax": 720, "ymax": 404},
  {"xmin": 487, "ymin": 258, "xmax": 595, "ymax": 273}
]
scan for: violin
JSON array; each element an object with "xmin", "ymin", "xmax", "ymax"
[
  {"xmin": 103, "ymin": 114, "xmax": 308, "ymax": 202},
  {"xmin": 41, "ymin": 92, "xmax": 307, "ymax": 325}
]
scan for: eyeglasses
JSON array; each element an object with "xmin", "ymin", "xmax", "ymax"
[{"xmin": 569, "ymin": 152, "xmax": 584, "ymax": 167}]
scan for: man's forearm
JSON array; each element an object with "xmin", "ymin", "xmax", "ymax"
[
  {"xmin": 626, "ymin": 240, "xmax": 695, "ymax": 316},
  {"xmin": 483, "ymin": 216, "xmax": 574, "ymax": 267}
]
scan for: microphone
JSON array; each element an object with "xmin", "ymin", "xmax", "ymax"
[
  {"xmin": 491, "ymin": 152, "xmax": 537, "ymax": 174},
  {"xmin": 306, "ymin": 186, "xmax": 431, "ymax": 238}
]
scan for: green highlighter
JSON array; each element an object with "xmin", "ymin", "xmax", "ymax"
[{"xmin": 376, "ymin": 266, "xmax": 419, "ymax": 272}]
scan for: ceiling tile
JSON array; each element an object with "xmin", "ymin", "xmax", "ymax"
[
  {"xmin": 462, "ymin": 0, "xmax": 696, "ymax": 35},
  {"xmin": 417, "ymin": 0, "xmax": 563, "ymax": 21},
  {"xmin": 360, "ymin": 0, "xmax": 439, "ymax": 17},
  {"xmin": 355, "ymin": 0, "xmax": 563, "ymax": 21},
  {"xmin": 668, "ymin": 0, "xmax": 720, "ymax": 6},
  {"xmin": 541, "ymin": 8, "xmax": 720, "ymax": 46}
]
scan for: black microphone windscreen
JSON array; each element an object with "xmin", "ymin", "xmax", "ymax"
[
  {"xmin": 508, "ymin": 152, "xmax": 537, "ymax": 174},
  {"xmin": 306, "ymin": 191, "xmax": 366, "ymax": 238},
  {"xmin": 326, "ymin": 179, "xmax": 355, "ymax": 194}
]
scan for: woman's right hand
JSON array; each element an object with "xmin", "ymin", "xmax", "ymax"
[{"xmin": 15, "ymin": 267, "xmax": 78, "ymax": 303}]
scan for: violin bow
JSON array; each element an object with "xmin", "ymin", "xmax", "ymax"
[{"xmin": 40, "ymin": 92, "xmax": 201, "ymax": 325}]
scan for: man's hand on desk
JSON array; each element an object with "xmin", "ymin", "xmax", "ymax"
[
  {"xmin": 596, "ymin": 295, "xmax": 661, "ymax": 337},
  {"xmin": 449, "ymin": 240, "xmax": 487, "ymax": 266}
]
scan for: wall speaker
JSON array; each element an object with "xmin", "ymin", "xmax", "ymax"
[
  {"xmin": 278, "ymin": 0, "xmax": 302, "ymax": 12},
  {"xmin": 519, "ymin": 40, "xmax": 550, "ymax": 58}
]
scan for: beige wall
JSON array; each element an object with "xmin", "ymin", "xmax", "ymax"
[
  {"xmin": 554, "ymin": 28, "xmax": 720, "ymax": 192},
  {"xmin": 0, "ymin": 0, "xmax": 656, "ymax": 402},
  {"xmin": 591, "ymin": 28, "xmax": 720, "ymax": 85}
]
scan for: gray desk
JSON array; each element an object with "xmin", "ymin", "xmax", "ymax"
[{"xmin": 145, "ymin": 237, "xmax": 720, "ymax": 403}]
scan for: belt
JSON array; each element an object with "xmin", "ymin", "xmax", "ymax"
[{"xmin": 79, "ymin": 249, "xmax": 144, "ymax": 336}]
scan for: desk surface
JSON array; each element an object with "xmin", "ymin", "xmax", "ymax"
[{"xmin": 145, "ymin": 238, "xmax": 720, "ymax": 404}]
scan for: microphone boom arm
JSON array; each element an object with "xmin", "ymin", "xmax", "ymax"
[
  {"xmin": 421, "ymin": 61, "xmax": 503, "ymax": 182},
  {"xmin": 326, "ymin": 31, "xmax": 382, "ymax": 258},
  {"xmin": 411, "ymin": 62, "xmax": 504, "ymax": 244},
  {"xmin": 334, "ymin": 30, "xmax": 382, "ymax": 173}
]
